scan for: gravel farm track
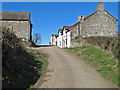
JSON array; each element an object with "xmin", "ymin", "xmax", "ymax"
[{"xmin": 33, "ymin": 46, "xmax": 116, "ymax": 88}]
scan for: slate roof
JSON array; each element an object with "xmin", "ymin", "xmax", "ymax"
[{"xmin": 0, "ymin": 11, "xmax": 30, "ymax": 20}]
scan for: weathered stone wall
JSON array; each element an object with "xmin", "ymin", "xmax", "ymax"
[
  {"xmin": 82, "ymin": 10, "xmax": 117, "ymax": 37},
  {"xmin": 2, "ymin": 20, "xmax": 29, "ymax": 41},
  {"xmin": 70, "ymin": 25, "xmax": 79, "ymax": 46},
  {"xmin": 70, "ymin": 10, "xmax": 117, "ymax": 47},
  {"xmin": 71, "ymin": 25, "xmax": 79, "ymax": 39}
]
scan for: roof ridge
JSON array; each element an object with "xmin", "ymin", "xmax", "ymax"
[
  {"xmin": 84, "ymin": 10, "xmax": 99, "ymax": 21},
  {"xmin": 0, "ymin": 11, "xmax": 30, "ymax": 20},
  {"xmin": 69, "ymin": 21, "xmax": 81, "ymax": 30},
  {"xmin": 104, "ymin": 10, "xmax": 117, "ymax": 21}
]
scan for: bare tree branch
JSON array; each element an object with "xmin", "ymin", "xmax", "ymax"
[{"xmin": 33, "ymin": 33, "xmax": 41, "ymax": 44}]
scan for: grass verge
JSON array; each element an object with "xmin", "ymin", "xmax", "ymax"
[
  {"xmin": 66, "ymin": 45, "xmax": 118, "ymax": 86},
  {"xmin": 26, "ymin": 48, "xmax": 47, "ymax": 90}
]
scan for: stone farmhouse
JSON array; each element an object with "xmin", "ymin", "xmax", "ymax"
[
  {"xmin": 51, "ymin": 2, "xmax": 117, "ymax": 48},
  {"xmin": 1, "ymin": 11, "xmax": 32, "ymax": 42}
]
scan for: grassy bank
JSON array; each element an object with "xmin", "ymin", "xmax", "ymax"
[
  {"xmin": 26, "ymin": 48, "xmax": 47, "ymax": 75},
  {"xmin": 2, "ymin": 27, "xmax": 47, "ymax": 89},
  {"xmin": 26, "ymin": 48, "xmax": 47, "ymax": 89},
  {"xmin": 82, "ymin": 36, "xmax": 119, "ymax": 59},
  {"xmin": 66, "ymin": 45, "xmax": 118, "ymax": 86}
]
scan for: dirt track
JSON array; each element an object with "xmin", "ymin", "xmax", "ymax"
[{"xmin": 33, "ymin": 46, "xmax": 115, "ymax": 88}]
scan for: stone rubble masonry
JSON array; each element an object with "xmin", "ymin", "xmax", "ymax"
[
  {"xmin": 71, "ymin": 10, "xmax": 117, "ymax": 47},
  {"xmin": 1, "ymin": 11, "xmax": 32, "ymax": 42},
  {"xmin": 82, "ymin": 10, "xmax": 116, "ymax": 37},
  {"xmin": 2, "ymin": 20, "xmax": 30, "ymax": 42}
]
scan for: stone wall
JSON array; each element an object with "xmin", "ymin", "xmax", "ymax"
[
  {"xmin": 70, "ymin": 25, "xmax": 79, "ymax": 40},
  {"xmin": 82, "ymin": 10, "xmax": 116, "ymax": 37},
  {"xmin": 70, "ymin": 10, "xmax": 117, "ymax": 47},
  {"xmin": 71, "ymin": 37, "xmax": 85, "ymax": 47},
  {"xmin": 70, "ymin": 25, "xmax": 79, "ymax": 46},
  {"xmin": 2, "ymin": 20, "xmax": 30, "ymax": 41}
]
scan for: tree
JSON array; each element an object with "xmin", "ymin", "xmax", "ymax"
[{"xmin": 33, "ymin": 33, "xmax": 41, "ymax": 44}]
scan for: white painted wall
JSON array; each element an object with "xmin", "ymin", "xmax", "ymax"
[
  {"xmin": 57, "ymin": 31, "xmax": 63, "ymax": 48},
  {"xmin": 62, "ymin": 28, "xmax": 71, "ymax": 48},
  {"xmin": 52, "ymin": 29, "xmax": 71, "ymax": 48},
  {"xmin": 51, "ymin": 35, "xmax": 57, "ymax": 45},
  {"xmin": 57, "ymin": 36, "xmax": 59, "ymax": 46},
  {"xmin": 59, "ymin": 34, "xmax": 63, "ymax": 48},
  {"xmin": 62, "ymin": 29, "xmax": 66, "ymax": 48},
  {"xmin": 67, "ymin": 31, "xmax": 71, "ymax": 48}
]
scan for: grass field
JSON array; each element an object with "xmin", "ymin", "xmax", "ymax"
[{"xmin": 66, "ymin": 45, "xmax": 118, "ymax": 86}]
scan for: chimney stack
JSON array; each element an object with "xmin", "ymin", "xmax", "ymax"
[
  {"xmin": 78, "ymin": 14, "xmax": 84, "ymax": 22},
  {"xmin": 97, "ymin": 2, "xmax": 105, "ymax": 11}
]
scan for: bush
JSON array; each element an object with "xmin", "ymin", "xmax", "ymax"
[
  {"xmin": 30, "ymin": 40, "xmax": 36, "ymax": 47},
  {"xmin": 2, "ymin": 27, "xmax": 41, "ymax": 88}
]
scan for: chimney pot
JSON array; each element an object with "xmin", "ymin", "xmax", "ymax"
[
  {"xmin": 97, "ymin": 2, "xmax": 105, "ymax": 10},
  {"xmin": 78, "ymin": 14, "xmax": 84, "ymax": 22}
]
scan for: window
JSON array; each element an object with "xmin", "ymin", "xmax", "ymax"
[{"xmin": 66, "ymin": 39, "xmax": 67, "ymax": 45}]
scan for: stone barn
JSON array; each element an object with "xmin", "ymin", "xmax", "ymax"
[{"xmin": 0, "ymin": 11, "xmax": 32, "ymax": 42}]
